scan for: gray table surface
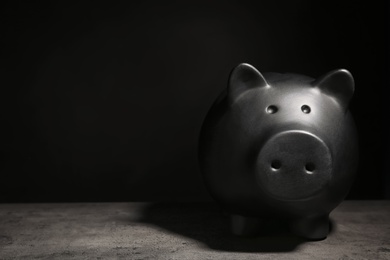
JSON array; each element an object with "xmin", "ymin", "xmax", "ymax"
[{"xmin": 0, "ymin": 201, "xmax": 389, "ymax": 260}]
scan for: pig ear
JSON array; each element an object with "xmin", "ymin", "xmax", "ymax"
[
  {"xmin": 228, "ymin": 63, "xmax": 269, "ymax": 105},
  {"xmin": 313, "ymin": 69, "xmax": 355, "ymax": 111}
]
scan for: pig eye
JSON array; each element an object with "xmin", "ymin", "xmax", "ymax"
[
  {"xmin": 301, "ymin": 105, "xmax": 311, "ymax": 114},
  {"xmin": 266, "ymin": 105, "xmax": 278, "ymax": 114}
]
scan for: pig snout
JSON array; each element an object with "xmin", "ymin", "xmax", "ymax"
[{"xmin": 256, "ymin": 130, "xmax": 332, "ymax": 200}]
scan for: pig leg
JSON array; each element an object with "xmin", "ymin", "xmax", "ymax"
[
  {"xmin": 289, "ymin": 214, "xmax": 329, "ymax": 240},
  {"xmin": 230, "ymin": 214, "xmax": 261, "ymax": 236}
]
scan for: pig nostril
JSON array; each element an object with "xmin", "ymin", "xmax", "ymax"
[
  {"xmin": 266, "ymin": 105, "xmax": 278, "ymax": 114},
  {"xmin": 305, "ymin": 163, "xmax": 315, "ymax": 173},
  {"xmin": 271, "ymin": 160, "xmax": 281, "ymax": 170}
]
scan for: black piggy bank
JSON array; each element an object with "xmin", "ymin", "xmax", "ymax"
[{"xmin": 198, "ymin": 63, "xmax": 358, "ymax": 240}]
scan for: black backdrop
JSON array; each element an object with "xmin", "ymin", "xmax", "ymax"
[{"xmin": 1, "ymin": 1, "xmax": 389, "ymax": 202}]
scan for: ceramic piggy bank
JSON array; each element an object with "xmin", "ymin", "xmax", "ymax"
[{"xmin": 198, "ymin": 63, "xmax": 358, "ymax": 240}]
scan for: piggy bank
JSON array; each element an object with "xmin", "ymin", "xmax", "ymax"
[{"xmin": 198, "ymin": 63, "xmax": 358, "ymax": 240}]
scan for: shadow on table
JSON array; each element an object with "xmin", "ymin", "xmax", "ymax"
[{"xmin": 136, "ymin": 202, "xmax": 335, "ymax": 253}]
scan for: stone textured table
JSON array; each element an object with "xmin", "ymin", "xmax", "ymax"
[{"xmin": 0, "ymin": 201, "xmax": 389, "ymax": 259}]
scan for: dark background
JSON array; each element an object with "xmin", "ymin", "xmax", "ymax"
[{"xmin": 1, "ymin": 1, "xmax": 388, "ymax": 202}]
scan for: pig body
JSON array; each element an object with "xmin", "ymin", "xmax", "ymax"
[{"xmin": 198, "ymin": 63, "xmax": 358, "ymax": 240}]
